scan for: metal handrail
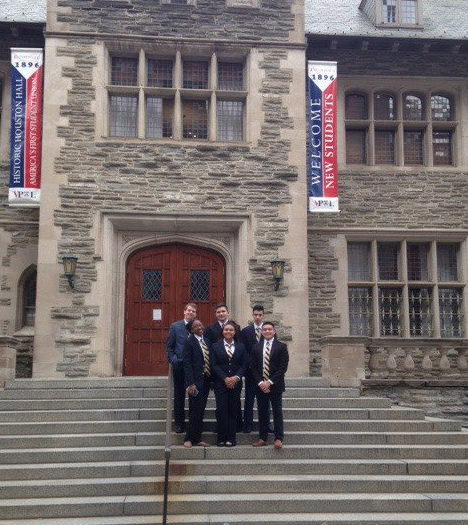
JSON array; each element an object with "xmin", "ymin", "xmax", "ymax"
[{"xmin": 162, "ymin": 363, "xmax": 173, "ymax": 525}]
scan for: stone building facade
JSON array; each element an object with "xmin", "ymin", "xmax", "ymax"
[
  {"xmin": 31, "ymin": 0, "xmax": 309, "ymax": 378},
  {"xmin": 1, "ymin": 0, "xmax": 468, "ymax": 396},
  {"xmin": 306, "ymin": 0, "xmax": 468, "ymax": 418}
]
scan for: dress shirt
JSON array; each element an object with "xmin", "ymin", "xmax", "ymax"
[{"xmin": 224, "ymin": 340, "xmax": 240, "ymax": 380}]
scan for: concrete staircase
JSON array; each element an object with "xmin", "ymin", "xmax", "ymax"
[{"xmin": 0, "ymin": 377, "xmax": 467, "ymax": 524}]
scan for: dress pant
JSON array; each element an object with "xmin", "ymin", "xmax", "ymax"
[
  {"xmin": 215, "ymin": 383, "xmax": 242, "ymax": 444},
  {"xmin": 172, "ymin": 364, "xmax": 186, "ymax": 429},
  {"xmin": 184, "ymin": 375, "xmax": 211, "ymax": 444},
  {"xmin": 257, "ymin": 389, "xmax": 284, "ymax": 442},
  {"xmin": 244, "ymin": 371, "xmax": 271, "ymax": 429}
]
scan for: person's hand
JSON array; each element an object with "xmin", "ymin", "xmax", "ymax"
[
  {"xmin": 186, "ymin": 384, "xmax": 197, "ymax": 395},
  {"xmin": 259, "ymin": 380, "xmax": 271, "ymax": 394}
]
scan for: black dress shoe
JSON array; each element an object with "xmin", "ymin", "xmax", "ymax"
[{"xmin": 175, "ymin": 425, "xmax": 184, "ymax": 434}]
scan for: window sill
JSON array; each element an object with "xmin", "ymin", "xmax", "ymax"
[
  {"xmin": 98, "ymin": 136, "xmax": 250, "ymax": 148},
  {"xmin": 13, "ymin": 327, "xmax": 34, "ymax": 337},
  {"xmin": 342, "ymin": 165, "xmax": 462, "ymax": 173}
]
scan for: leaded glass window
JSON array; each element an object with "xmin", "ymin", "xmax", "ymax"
[
  {"xmin": 375, "ymin": 130, "xmax": 395, "ymax": 165},
  {"xmin": 346, "ymin": 130, "xmax": 367, "ymax": 164},
  {"xmin": 409, "ymin": 288, "xmax": 432, "ymax": 336},
  {"xmin": 437, "ymin": 244, "xmax": 458, "ymax": 282},
  {"xmin": 349, "ymin": 287, "xmax": 373, "ymax": 336},
  {"xmin": 217, "ymin": 101, "xmax": 243, "ymax": 141},
  {"xmin": 345, "ymin": 94, "xmax": 367, "ymax": 120},
  {"xmin": 407, "ymin": 243, "xmax": 429, "ymax": 281},
  {"xmin": 439, "ymin": 288, "xmax": 463, "ymax": 338},
  {"xmin": 348, "ymin": 240, "xmax": 465, "ymax": 338},
  {"xmin": 183, "ymin": 100, "xmax": 208, "ymax": 139},
  {"xmin": 218, "ymin": 62, "xmax": 243, "ymax": 91},
  {"xmin": 378, "ymin": 243, "xmax": 399, "ymax": 280},
  {"xmin": 190, "ymin": 270, "xmax": 210, "ymax": 301},
  {"xmin": 348, "ymin": 243, "xmax": 371, "ymax": 281},
  {"xmin": 374, "ymin": 93, "xmax": 395, "ymax": 120},
  {"xmin": 109, "ymin": 95, "xmax": 138, "ymax": 137},
  {"xmin": 147, "ymin": 59, "xmax": 173, "ymax": 88},
  {"xmin": 183, "ymin": 61, "xmax": 208, "ymax": 89},
  {"xmin": 142, "ymin": 270, "xmax": 162, "ymax": 301},
  {"xmin": 111, "ymin": 57, "xmax": 138, "ymax": 86},
  {"xmin": 379, "ymin": 288, "xmax": 402, "ymax": 336}
]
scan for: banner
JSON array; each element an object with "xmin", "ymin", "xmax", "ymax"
[
  {"xmin": 307, "ymin": 61, "xmax": 339, "ymax": 213},
  {"xmin": 9, "ymin": 48, "xmax": 43, "ymax": 206}
]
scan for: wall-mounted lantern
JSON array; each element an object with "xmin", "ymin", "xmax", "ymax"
[
  {"xmin": 62, "ymin": 254, "xmax": 78, "ymax": 289},
  {"xmin": 270, "ymin": 256, "xmax": 285, "ymax": 291}
]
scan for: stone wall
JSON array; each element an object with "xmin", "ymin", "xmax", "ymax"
[
  {"xmin": 55, "ymin": 0, "xmax": 297, "ymax": 42},
  {"xmin": 363, "ymin": 381, "xmax": 468, "ymax": 426},
  {"xmin": 306, "ymin": 42, "xmax": 468, "ymax": 375}
]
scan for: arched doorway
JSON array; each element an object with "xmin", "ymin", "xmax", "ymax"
[{"xmin": 124, "ymin": 243, "xmax": 226, "ymax": 376}]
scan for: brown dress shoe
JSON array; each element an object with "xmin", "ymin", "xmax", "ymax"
[
  {"xmin": 252, "ymin": 439, "xmax": 267, "ymax": 447},
  {"xmin": 183, "ymin": 440, "xmax": 193, "ymax": 448},
  {"xmin": 274, "ymin": 439, "xmax": 283, "ymax": 449}
]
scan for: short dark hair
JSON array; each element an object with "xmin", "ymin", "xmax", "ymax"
[
  {"xmin": 215, "ymin": 303, "xmax": 229, "ymax": 311},
  {"xmin": 252, "ymin": 304, "xmax": 264, "ymax": 312},
  {"xmin": 262, "ymin": 321, "xmax": 275, "ymax": 329}
]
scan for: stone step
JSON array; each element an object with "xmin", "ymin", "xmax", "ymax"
[
  {"xmin": 0, "ymin": 417, "xmax": 456, "ymax": 434},
  {"xmin": 2, "ymin": 458, "xmax": 468, "ymax": 482},
  {"xmin": 1, "ymin": 443, "xmax": 467, "ymax": 465},
  {"xmin": 2, "ymin": 377, "xmax": 330, "ymax": 390},
  {"xmin": 2, "ymin": 493, "xmax": 468, "ymax": 520},
  {"xmin": 0, "ymin": 416, "xmax": 456, "ymax": 436},
  {"xmin": 1, "ymin": 430, "xmax": 467, "ymax": 448},
  {"xmin": 0, "ymin": 387, "xmax": 359, "ymax": 400},
  {"xmin": 0, "ymin": 396, "xmax": 392, "ymax": 415},
  {"xmin": 0, "ymin": 407, "xmax": 426, "ymax": 427},
  {"xmin": 0, "ymin": 513, "xmax": 467, "ymax": 525},
  {"xmin": 2, "ymin": 475, "xmax": 468, "ymax": 499}
]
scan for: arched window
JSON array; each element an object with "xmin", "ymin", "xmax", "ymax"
[
  {"xmin": 403, "ymin": 94, "xmax": 423, "ymax": 121},
  {"xmin": 19, "ymin": 267, "xmax": 37, "ymax": 328},
  {"xmin": 431, "ymin": 95, "xmax": 452, "ymax": 121},
  {"xmin": 345, "ymin": 93, "xmax": 368, "ymax": 120},
  {"xmin": 374, "ymin": 93, "xmax": 395, "ymax": 120}
]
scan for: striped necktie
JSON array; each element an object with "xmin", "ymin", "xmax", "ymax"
[
  {"xmin": 255, "ymin": 326, "xmax": 261, "ymax": 342},
  {"xmin": 225, "ymin": 342, "xmax": 233, "ymax": 360},
  {"xmin": 200, "ymin": 339, "xmax": 210, "ymax": 377},
  {"xmin": 263, "ymin": 341, "xmax": 271, "ymax": 381}
]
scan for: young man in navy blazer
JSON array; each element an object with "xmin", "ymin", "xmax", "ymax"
[
  {"xmin": 166, "ymin": 303, "xmax": 197, "ymax": 433},
  {"xmin": 183, "ymin": 319, "xmax": 212, "ymax": 448},
  {"xmin": 250, "ymin": 321, "xmax": 289, "ymax": 449},
  {"xmin": 240, "ymin": 305, "xmax": 270, "ymax": 433},
  {"xmin": 205, "ymin": 303, "xmax": 240, "ymax": 344}
]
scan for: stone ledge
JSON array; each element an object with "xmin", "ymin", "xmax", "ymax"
[{"xmin": 363, "ymin": 378, "xmax": 468, "ymax": 388}]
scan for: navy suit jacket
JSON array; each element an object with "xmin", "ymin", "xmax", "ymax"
[
  {"xmin": 166, "ymin": 320, "xmax": 190, "ymax": 368},
  {"xmin": 240, "ymin": 324, "xmax": 264, "ymax": 355},
  {"xmin": 250, "ymin": 339, "xmax": 289, "ymax": 393},
  {"xmin": 183, "ymin": 334, "xmax": 211, "ymax": 390},
  {"xmin": 205, "ymin": 320, "xmax": 241, "ymax": 344},
  {"xmin": 210, "ymin": 340, "xmax": 248, "ymax": 392}
]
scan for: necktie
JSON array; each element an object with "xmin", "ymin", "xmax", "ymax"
[
  {"xmin": 263, "ymin": 341, "xmax": 271, "ymax": 381},
  {"xmin": 255, "ymin": 327, "xmax": 261, "ymax": 342},
  {"xmin": 200, "ymin": 339, "xmax": 210, "ymax": 377},
  {"xmin": 226, "ymin": 343, "xmax": 233, "ymax": 360}
]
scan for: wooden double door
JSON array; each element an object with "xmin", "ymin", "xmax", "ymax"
[{"xmin": 124, "ymin": 243, "xmax": 225, "ymax": 376}]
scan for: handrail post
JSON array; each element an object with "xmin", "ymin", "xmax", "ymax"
[{"xmin": 162, "ymin": 363, "xmax": 173, "ymax": 525}]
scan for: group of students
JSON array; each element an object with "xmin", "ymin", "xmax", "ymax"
[{"xmin": 166, "ymin": 302, "xmax": 289, "ymax": 449}]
